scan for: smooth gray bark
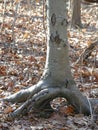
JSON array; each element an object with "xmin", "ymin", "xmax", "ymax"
[{"xmin": 42, "ymin": 0, "xmax": 73, "ymax": 85}]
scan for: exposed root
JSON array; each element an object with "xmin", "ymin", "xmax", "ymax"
[
  {"xmin": 3, "ymin": 81, "xmax": 62, "ymax": 119},
  {"xmin": 3, "ymin": 89, "xmax": 32, "ymax": 103},
  {"xmin": 2, "ymin": 80, "xmax": 98, "ymax": 120},
  {"xmin": 7, "ymin": 88, "xmax": 57, "ymax": 119},
  {"xmin": 3, "ymin": 81, "xmax": 48, "ymax": 103},
  {"xmin": 3, "ymin": 86, "xmax": 38, "ymax": 103}
]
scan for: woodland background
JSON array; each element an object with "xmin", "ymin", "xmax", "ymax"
[{"xmin": 0, "ymin": 0, "xmax": 98, "ymax": 129}]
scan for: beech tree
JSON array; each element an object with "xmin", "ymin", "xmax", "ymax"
[{"xmin": 2, "ymin": 0, "xmax": 98, "ymax": 119}]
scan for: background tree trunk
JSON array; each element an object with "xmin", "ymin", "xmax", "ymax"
[{"xmin": 71, "ymin": 0, "xmax": 82, "ymax": 28}]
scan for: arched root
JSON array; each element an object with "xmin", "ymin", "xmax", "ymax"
[
  {"xmin": 2, "ymin": 81, "xmax": 49, "ymax": 103},
  {"xmin": 7, "ymin": 87, "xmax": 61, "ymax": 120},
  {"xmin": 2, "ymin": 80, "xmax": 98, "ymax": 120}
]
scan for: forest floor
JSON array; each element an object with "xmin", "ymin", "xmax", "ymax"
[{"xmin": 0, "ymin": 0, "xmax": 98, "ymax": 130}]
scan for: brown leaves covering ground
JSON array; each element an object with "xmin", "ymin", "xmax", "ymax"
[{"xmin": 0, "ymin": 0, "xmax": 98, "ymax": 130}]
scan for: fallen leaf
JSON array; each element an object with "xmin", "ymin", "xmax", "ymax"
[{"xmin": 4, "ymin": 106, "xmax": 13, "ymax": 114}]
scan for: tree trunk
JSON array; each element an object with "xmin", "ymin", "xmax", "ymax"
[
  {"xmin": 71, "ymin": 0, "xmax": 82, "ymax": 28},
  {"xmin": 2, "ymin": 0, "xmax": 98, "ymax": 119},
  {"xmin": 84, "ymin": 0, "xmax": 98, "ymax": 3}
]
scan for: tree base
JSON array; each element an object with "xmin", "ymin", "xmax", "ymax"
[{"xmin": 1, "ymin": 79, "xmax": 98, "ymax": 120}]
